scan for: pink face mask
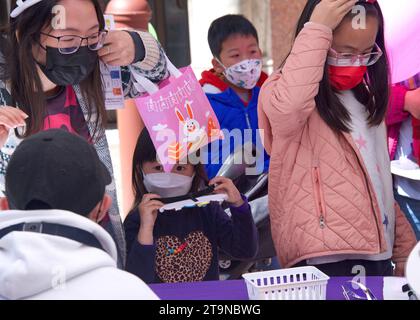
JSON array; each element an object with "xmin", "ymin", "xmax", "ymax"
[{"xmin": 217, "ymin": 58, "xmax": 263, "ymax": 89}]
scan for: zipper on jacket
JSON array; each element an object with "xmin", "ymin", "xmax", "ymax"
[
  {"xmin": 312, "ymin": 166, "xmax": 326, "ymax": 229},
  {"xmin": 351, "ymin": 148, "xmax": 383, "ymax": 248},
  {"xmin": 319, "ymin": 216, "xmax": 326, "ymax": 229}
]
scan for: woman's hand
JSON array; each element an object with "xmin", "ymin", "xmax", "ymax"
[
  {"xmin": 137, "ymin": 193, "xmax": 163, "ymax": 245},
  {"xmin": 209, "ymin": 176, "xmax": 244, "ymax": 207},
  {"xmin": 310, "ymin": 0, "xmax": 358, "ymax": 30},
  {"xmin": 98, "ymin": 30, "xmax": 136, "ymax": 66},
  {"xmin": 404, "ymin": 88, "xmax": 420, "ymax": 119},
  {"xmin": 0, "ymin": 106, "xmax": 28, "ymax": 149}
]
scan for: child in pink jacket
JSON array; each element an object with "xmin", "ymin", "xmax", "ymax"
[
  {"xmin": 259, "ymin": 0, "xmax": 417, "ymax": 277},
  {"xmin": 387, "ymin": 81, "xmax": 420, "ymax": 240}
]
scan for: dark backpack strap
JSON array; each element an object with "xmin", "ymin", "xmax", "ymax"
[{"xmin": 0, "ymin": 222, "xmax": 106, "ymax": 252}]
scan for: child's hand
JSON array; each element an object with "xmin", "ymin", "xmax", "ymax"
[
  {"xmin": 209, "ymin": 176, "xmax": 244, "ymax": 207},
  {"xmin": 139, "ymin": 193, "xmax": 163, "ymax": 228},
  {"xmin": 404, "ymin": 88, "xmax": 420, "ymax": 120},
  {"xmin": 138, "ymin": 194, "xmax": 163, "ymax": 245},
  {"xmin": 310, "ymin": 0, "xmax": 358, "ymax": 30}
]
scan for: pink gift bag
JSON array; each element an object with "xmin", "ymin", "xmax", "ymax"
[{"xmin": 132, "ymin": 57, "xmax": 223, "ymax": 172}]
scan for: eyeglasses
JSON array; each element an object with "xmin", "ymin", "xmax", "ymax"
[
  {"xmin": 328, "ymin": 43, "xmax": 383, "ymax": 67},
  {"xmin": 40, "ymin": 30, "xmax": 108, "ymax": 55},
  {"xmin": 342, "ymin": 281, "xmax": 377, "ymax": 300}
]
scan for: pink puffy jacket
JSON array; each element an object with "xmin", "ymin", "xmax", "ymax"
[
  {"xmin": 258, "ymin": 22, "xmax": 417, "ymax": 268},
  {"xmin": 387, "ymin": 85, "xmax": 409, "ymax": 160}
]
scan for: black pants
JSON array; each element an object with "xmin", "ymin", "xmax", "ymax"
[{"xmin": 294, "ymin": 259, "xmax": 393, "ymax": 277}]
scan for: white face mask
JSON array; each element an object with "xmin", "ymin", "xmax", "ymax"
[
  {"xmin": 143, "ymin": 172, "xmax": 195, "ymax": 198},
  {"xmin": 218, "ymin": 58, "xmax": 263, "ymax": 90}
]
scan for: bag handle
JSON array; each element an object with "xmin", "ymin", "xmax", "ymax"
[{"xmin": 130, "ymin": 54, "xmax": 182, "ymax": 95}]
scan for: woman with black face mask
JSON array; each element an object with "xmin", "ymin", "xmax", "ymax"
[{"xmin": 0, "ymin": 0, "xmax": 169, "ymax": 268}]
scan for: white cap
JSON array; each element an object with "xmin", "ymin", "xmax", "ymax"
[{"xmin": 10, "ymin": 0, "xmax": 44, "ymax": 18}]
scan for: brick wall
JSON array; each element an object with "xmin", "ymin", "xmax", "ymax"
[{"xmin": 270, "ymin": 0, "xmax": 306, "ymax": 69}]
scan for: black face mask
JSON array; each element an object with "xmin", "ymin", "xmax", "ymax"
[{"xmin": 38, "ymin": 46, "xmax": 98, "ymax": 86}]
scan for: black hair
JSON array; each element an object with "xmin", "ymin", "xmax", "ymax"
[
  {"xmin": 131, "ymin": 128, "xmax": 209, "ymax": 211},
  {"xmin": 208, "ymin": 14, "xmax": 259, "ymax": 59},
  {"xmin": 0, "ymin": 0, "xmax": 107, "ymax": 140},
  {"xmin": 292, "ymin": 0, "xmax": 389, "ymax": 132}
]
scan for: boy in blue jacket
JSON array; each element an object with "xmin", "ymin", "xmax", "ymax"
[{"xmin": 200, "ymin": 15, "xmax": 270, "ymax": 179}]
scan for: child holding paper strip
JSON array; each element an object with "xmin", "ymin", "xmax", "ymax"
[{"xmin": 124, "ymin": 128, "xmax": 258, "ymax": 283}]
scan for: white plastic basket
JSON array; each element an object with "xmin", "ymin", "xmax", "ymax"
[{"xmin": 242, "ymin": 266, "xmax": 330, "ymax": 300}]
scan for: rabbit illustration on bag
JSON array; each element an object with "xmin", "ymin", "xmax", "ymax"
[{"xmin": 175, "ymin": 101, "xmax": 205, "ymax": 148}]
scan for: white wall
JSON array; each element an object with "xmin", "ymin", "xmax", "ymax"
[{"xmin": 188, "ymin": 0, "xmax": 242, "ymax": 76}]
